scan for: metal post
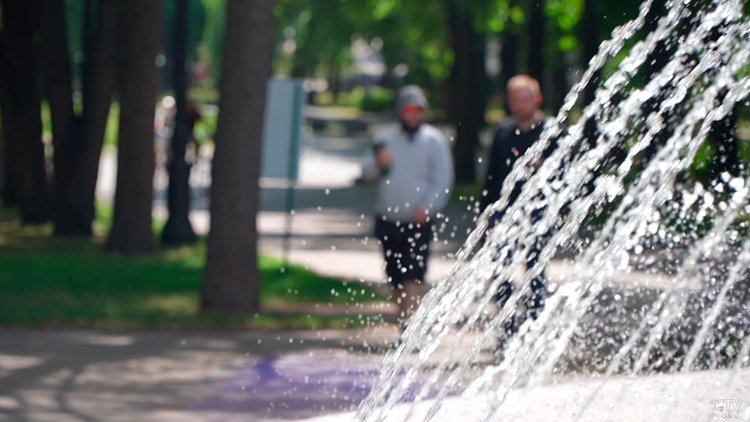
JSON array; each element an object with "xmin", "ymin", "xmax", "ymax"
[{"xmin": 282, "ymin": 81, "xmax": 303, "ymax": 266}]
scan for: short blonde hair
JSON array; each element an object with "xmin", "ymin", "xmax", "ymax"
[{"xmin": 507, "ymin": 74, "xmax": 541, "ymax": 96}]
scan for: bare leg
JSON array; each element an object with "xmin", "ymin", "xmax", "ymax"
[{"xmin": 393, "ymin": 280, "xmax": 423, "ymax": 328}]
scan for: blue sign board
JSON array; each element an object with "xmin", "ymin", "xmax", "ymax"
[{"xmin": 261, "ymin": 78, "xmax": 304, "ymax": 181}]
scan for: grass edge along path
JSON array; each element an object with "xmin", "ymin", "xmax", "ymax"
[{"xmin": 0, "ymin": 212, "xmax": 389, "ymax": 330}]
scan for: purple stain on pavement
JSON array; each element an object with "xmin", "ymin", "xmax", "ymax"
[{"xmin": 191, "ymin": 350, "xmax": 444, "ymax": 419}]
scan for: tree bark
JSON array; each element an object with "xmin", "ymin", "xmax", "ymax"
[
  {"xmin": 528, "ymin": 0, "xmax": 545, "ymax": 93},
  {"xmin": 551, "ymin": 50, "xmax": 567, "ymax": 113},
  {"xmin": 0, "ymin": 38, "xmax": 12, "ymax": 206},
  {"xmin": 37, "ymin": 0, "xmax": 80, "ymax": 234},
  {"xmin": 581, "ymin": 0, "xmax": 600, "ymax": 106},
  {"xmin": 693, "ymin": 0, "xmax": 737, "ymax": 183},
  {"xmin": 639, "ymin": 0, "xmax": 694, "ymax": 165},
  {"xmin": 106, "ymin": 0, "xmax": 162, "ymax": 254},
  {"xmin": 446, "ymin": 0, "xmax": 486, "ymax": 184},
  {"xmin": 55, "ymin": 0, "xmax": 119, "ymax": 236},
  {"xmin": 0, "ymin": 112, "xmax": 6, "ymax": 206},
  {"xmin": 1, "ymin": 0, "xmax": 51, "ymax": 224},
  {"xmin": 202, "ymin": 0, "xmax": 275, "ymax": 312},
  {"xmin": 641, "ymin": 0, "xmax": 668, "ymax": 82},
  {"xmin": 82, "ymin": 0, "xmax": 96, "ymax": 105},
  {"xmin": 500, "ymin": 22, "xmax": 519, "ymax": 115},
  {"xmin": 162, "ymin": 0, "xmax": 197, "ymax": 246}
]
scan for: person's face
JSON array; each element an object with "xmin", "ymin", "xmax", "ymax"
[
  {"xmin": 507, "ymin": 88, "xmax": 541, "ymax": 120},
  {"xmin": 400, "ymin": 106, "xmax": 425, "ymax": 129}
]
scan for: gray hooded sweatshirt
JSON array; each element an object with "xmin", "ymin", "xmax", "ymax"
[{"xmin": 361, "ymin": 123, "xmax": 454, "ymax": 223}]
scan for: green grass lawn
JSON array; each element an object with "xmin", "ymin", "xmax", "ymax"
[{"xmin": 0, "ymin": 209, "xmax": 387, "ymax": 330}]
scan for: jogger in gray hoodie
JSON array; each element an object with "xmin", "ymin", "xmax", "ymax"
[{"xmin": 361, "ymin": 85, "xmax": 454, "ymax": 334}]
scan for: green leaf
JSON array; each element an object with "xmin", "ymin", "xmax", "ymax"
[
  {"xmin": 558, "ymin": 34, "xmax": 578, "ymax": 51},
  {"xmin": 510, "ymin": 6, "xmax": 525, "ymax": 25}
]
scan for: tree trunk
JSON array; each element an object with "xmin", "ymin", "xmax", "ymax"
[
  {"xmin": 37, "ymin": 0, "xmax": 81, "ymax": 234},
  {"xmin": 447, "ymin": 0, "xmax": 486, "ymax": 184},
  {"xmin": 0, "ymin": 111, "xmax": 6, "ymax": 206},
  {"xmin": 202, "ymin": 0, "xmax": 275, "ymax": 312},
  {"xmin": 82, "ymin": 0, "xmax": 96, "ymax": 104},
  {"xmin": 106, "ymin": 0, "xmax": 162, "ymax": 254},
  {"xmin": 581, "ymin": 0, "xmax": 600, "ymax": 106},
  {"xmin": 1, "ymin": 0, "xmax": 51, "ymax": 224},
  {"xmin": 0, "ymin": 38, "xmax": 12, "ymax": 206},
  {"xmin": 551, "ymin": 50, "xmax": 567, "ymax": 113},
  {"xmin": 528, "ymin": 0, "xmax": 545, "ymax": 93},
  {"xmin": 641, "ymin": 0, "xmax": 668, "ymax": 82},
  {"xmin": 500, "ymin": 21, "xmax": 519, "ymax": 114},
  {"xmin": 328, "ymin": 62, "xmax": 340, "ymax": 97},
  {"xmin": 162, "ymin": 0, "xmax": 197, "ymax": 246},
  {"xmin": 639, "ymin": 0, "xmax": 694, "ymax": 165},
  {"xmin": 55, "ymin": 0, "xmax": 119, "ymax": 236}
]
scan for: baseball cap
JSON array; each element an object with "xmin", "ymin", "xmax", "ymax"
[{"xmin": 396, "ymin": 85, "xmax": 429, "ymax": 112}]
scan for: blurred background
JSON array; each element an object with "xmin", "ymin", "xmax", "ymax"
[{"xmin": 1, "ymin": 0, "xmax": 750, "ymax": 420}]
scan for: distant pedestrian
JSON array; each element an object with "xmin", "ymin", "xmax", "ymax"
[
  {"xmin": 482, "ymin": 75, "xmax": 560, "ymax": 352},
  {"xmin": 360, "ymin": 85, "xmax": 454, "ymax": 340}
]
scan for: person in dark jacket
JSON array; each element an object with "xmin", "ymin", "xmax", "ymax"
[{"xmin": 482, "ymin": 75, "xmax": 558, "ymax": 350}]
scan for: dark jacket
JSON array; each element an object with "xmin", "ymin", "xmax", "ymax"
[{"xmin": 482, "ymin": 117, "xmax": 560, "ymax": 212}]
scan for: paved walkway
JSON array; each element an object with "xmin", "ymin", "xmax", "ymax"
[
  {"xmin": 0, "ymin": 328, "xmax": 397, "ymax": 422},
  {"xmin": 0, "ymin": 326, "xmax": 501, "ymax": 422},
  {"xmin": 98, "ymin": 129, "xmax": 478, "ymax": 286}
]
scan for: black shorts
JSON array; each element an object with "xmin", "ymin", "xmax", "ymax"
[{"xmin": 374, "ymin": 217, "xmax": 432, "ymax": 286}]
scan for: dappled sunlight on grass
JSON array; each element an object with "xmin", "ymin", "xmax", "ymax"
[
  {"xmin": 0, "ymin": 208, "xmax": 387, "ymax": 329},
  {"xmin": 144, "ymin": 293, "xmax": 200, "ymax": 315}
]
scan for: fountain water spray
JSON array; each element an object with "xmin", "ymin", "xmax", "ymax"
[{"xmin": 356, "ymin": 0, "xmax": 750, "ymax": 421}]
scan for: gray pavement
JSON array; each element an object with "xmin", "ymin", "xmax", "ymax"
[
  {"xmin": 99, "ymin": 129, "xmax": 478, "ymax": 286},
  {"xmin": 0, "ymin": 326, "xmax": 504, "ymax": 422},
  {"xmin": 0, "ymin": 328, "xmax": 400, "ymax": 422}
]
